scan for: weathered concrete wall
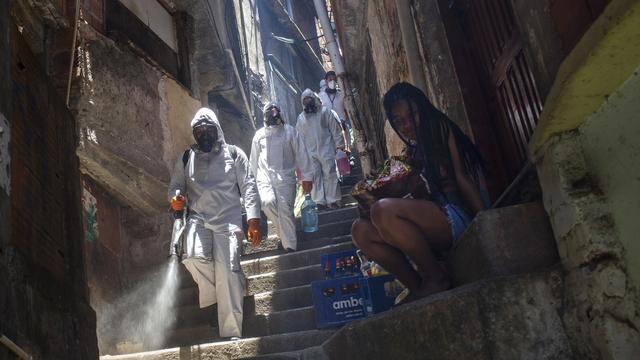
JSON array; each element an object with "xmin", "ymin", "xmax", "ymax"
[
  {"xmin": 510, "ymin": 0, "xmax": 565, "ymax": 101},
  {"xmin": 0, "ymin": 11, "xmax": 98, "ymax": 358},
  {"xmin": 413, "ymin": 0, "xmax": 471, "ymax": 137},
  {"xmin": 73, "ymin": 23, "xmax": 199, "ymax": 215},
  {"xmin": 69, "ymin": 20, "xmax": 202, "ymax": 352},
  {"xmin": 366, "ymin": 0, "xmax": 407, "ymax": 157},
  {"xmin": 537, "ymin": 118, "xmax": 640, "ymax": 358},
  {"xmin": 336, "ymin": 0, "xmax": 474, "ymax": 159},
  {"xmin": 580, "ymin": 68, "xmax": 640, "ymax": 291},
  {"xmin": 314, "ymin": 271, "xmax": 572, "ymax": 359}
]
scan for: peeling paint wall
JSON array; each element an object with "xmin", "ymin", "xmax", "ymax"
[
  {"xmin": 366, "ymin": 0, "xmax": 407, "ymax": 157},
  {"xmin": 1, "ymin": 12, "xmax": 98, "ymax": 358},
  {"xmin": 73, "ymin": 23, "xmax": 199, "ymax": 215},
  {"xmin": 536, "ymin": 68, "xmax": 640, "ymax": 359},
  {"xmin": 580, "ymin": 68, "xmax": 640, "ymax": 290}
]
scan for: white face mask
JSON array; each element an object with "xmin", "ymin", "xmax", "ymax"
[{"xmin": 328, "ymin": 80, "xmax": 337, "ymax": 90}]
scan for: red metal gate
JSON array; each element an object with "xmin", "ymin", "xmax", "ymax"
[{"xmin": 459, "ymin": 0, "xmax": 543, "ymax": 179}]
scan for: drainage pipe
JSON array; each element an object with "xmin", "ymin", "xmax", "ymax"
[
  {"xmin": 395, "ymin": 0, "xmax": 426, "ymax": 93},
  {"xmin": 312, "ymin": 0, "xmax": 374, "ymax": 175},
  {"xmin": 65, "ymin": 0, "xmax": 81, "ymax": 107},
  {"xmin": 0, "ymin": 335, "xmax": 31, "ymax": 360}
]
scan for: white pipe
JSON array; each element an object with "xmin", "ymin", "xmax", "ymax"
[
  {"xmin": 0, "ymin": 335, "xmax": 31, "ymax": 360},
  {"xmin": 395, "ymin": 0, "xmax": 426, "ymax": 93},
  {"xmin": 65, "ymin": 0, "xmax": 81, "ymax": 107},
  {"xmin": 312, "ymin": 0, "xmax": 345, "ymax": 75},
  {"xmin": 313, "ymin": 0, "xmax": 374, "ymax": 174}
]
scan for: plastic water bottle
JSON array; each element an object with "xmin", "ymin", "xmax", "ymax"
[{"xmin": 301, "ymin": 194, "xmax": 318, "ymax": 233}]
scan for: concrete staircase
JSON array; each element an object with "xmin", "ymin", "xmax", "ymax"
[
  {"xmin": 101, "ymin": 174, "xmax": 362, "ymax": 358},
  {"xmin": 101, "ymin": 180, "xmax": 569, "ymax": 359}
]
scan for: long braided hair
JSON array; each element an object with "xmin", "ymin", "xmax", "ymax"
[{"xmin": 382, "ymin": 82, "xmax": 484, "ymax": 194}]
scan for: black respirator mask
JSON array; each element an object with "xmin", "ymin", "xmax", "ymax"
[
  {"xmin": 265, "ymin": 106, "xmax": 283, "ymax": 126},
  {"xmin": 193, "ymin": 123, "xmax": 218, "ymax": 153},
  {"xmin": 303, "ymin": 98, "xmax": 317, "ymax": 114}
]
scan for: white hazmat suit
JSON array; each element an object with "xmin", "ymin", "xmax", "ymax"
[
  {"xmin": 250, "ymin": 102, "xmax": 314, "ymax": 251},
  {"xmin": 296, "ymin": 89, "xmax": 346, "ymax": 206},
  {"xmin": 168, "ymin": 108, "xmax": 260, "ymax": 338},
  {"xmin": 319, "ymin": 87, "xmax": 346, "ymax": 121}
]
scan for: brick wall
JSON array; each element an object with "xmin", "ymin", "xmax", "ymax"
[{"xmin": 0, "ymin": 18, "xmax": 98, "ymax": 359}]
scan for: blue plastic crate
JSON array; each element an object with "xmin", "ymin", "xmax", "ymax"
[
  {"xmin": 360, "ymin": 274, "xmax": 398, "ymax": 315},
  {"xmin": 311, "ymin": 275, "xmax": 367, "ymax": 328},
  {"xmin": 311, "ymin": 274, "xmax": 399, "ymax": 328},
  {"xmin": 319, "ymin": 250, "xmax": 360, "ymax": 279}
]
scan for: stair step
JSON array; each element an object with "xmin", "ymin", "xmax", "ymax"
[
  {"xmin": 447, "ymin": 202, "xmax": 559, "ymax": 286},
  {"xmin": 340, "ymin": 175, "xmax": 360, "ymax": 186},
  {"xmin": 171, "ymin": 303, "xmax": 317, "ymax": 337},
  {"xmin": 100, "ymin": 329, "xmax": 335, "ymax": 359},
  {"xmin": 244, "ymin": 306, "xmax": 316, "ymax": 337},
  {"xmin": 306, "ymin": 269, "xmax": 571, "ymax": 359},
  {"xmin": 241, "ymin": 234, "xmax": 352, "ymax": 261},
  {"xmin": 299, "ymin": 219, "xmax": 353, "ymax": 242},
  {"xmin": 242, "ymin": 242, "xmax": 355, "ymax": 276},
  {"xmin": 174, "ymin": 284, "xmax": 314, "ymax": 318},
  {"xmin": 179, "ymin": 230, "xmax": 354, "ymax": 287},
  {"xmin": 242, "ymin": 205, "xmax": 357, "ymax": 258},
  {"xmin": 251, "ymin": 285, "xmax": 313, "ymax": 315},
  {"xmin": 340, "ymin": 184, "xmax": 354, "ymax": 195},
  {"xmin": 247, "ymin": 265, "xmax": 322, "ymax": 295}
]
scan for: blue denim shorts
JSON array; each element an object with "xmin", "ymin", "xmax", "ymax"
[{"xmin": 443, "ymin": 204, "xmax": 472, "ymax": 246}]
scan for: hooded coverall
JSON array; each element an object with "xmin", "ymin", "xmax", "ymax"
[
  {"xmin": 296, "ymin": 89, "xmax": 345, "ymax": 206},
  {"xmin": 168, "ymin": 108, "xmax": 260, "ymax": 338},
  {"xmin": 250, "ymin": 102, "xmax": 314, "ymax": 251}
]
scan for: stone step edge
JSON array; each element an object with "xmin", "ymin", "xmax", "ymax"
[
  {"xmin": 100, "ymin": 329, "xmax": 334, "ymax": 359},
  {"xmin": 246, "ymin": 264, "xmax": 318, "ymax": 281},
  {"xmin": 240, "ymin": 235, "xmax": 352, "ymax": 261},
  {"xmin": 174, "ymin": 284, "xmax": 313, "ymax": 315},
  {"xmin": 240, "ymin": 241, "xmax": 355, "ymax": 268}
]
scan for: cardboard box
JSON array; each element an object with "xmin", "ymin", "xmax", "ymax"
[{"xmin": 311, "ymin": 274, "xmax": 400, "ymax": 328}]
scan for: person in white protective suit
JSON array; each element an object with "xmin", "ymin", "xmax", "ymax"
[
  {"xmin": 168, "ymin": 107, "xmax": 261, "ymax": 339},
  {"xmin": 296, "ymin": 89, "xmax": 346, "ymax": 210},
  {"xmin": 319, "ymin": 71, "xmax": 351, "ymax": 151},
  {"xmin": 250, "ymin": 102, "xmax": 314, "ymax": 251}
]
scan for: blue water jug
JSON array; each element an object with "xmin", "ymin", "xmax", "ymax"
[{"xmin": 301, "ymin": 194, "xmax": 319, "ymax": 233}]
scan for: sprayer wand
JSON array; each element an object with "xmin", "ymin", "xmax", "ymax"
[{"xmin": 169, "ymin": 190, "xmax": 186, "ymax": 260}]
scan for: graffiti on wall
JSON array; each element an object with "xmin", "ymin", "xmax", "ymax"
[{"xmin": 82, "ymin": 186, "xmax": 99, "ymax": 243}]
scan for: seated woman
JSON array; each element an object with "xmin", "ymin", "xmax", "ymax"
[{"xmin": 352, "ymin": 82, "xmax": 488, "ymax": 303}]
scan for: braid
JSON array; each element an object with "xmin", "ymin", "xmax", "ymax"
[{"xmin": 383, "ymin": 82, "xmax": 485, "ymax": 193}]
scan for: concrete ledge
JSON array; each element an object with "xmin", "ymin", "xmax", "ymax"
[
  {"xmin": 242, "ymin": 235, "xmax": 352, "ymax": 260},
  {"xmin": 101, "ymin": 329, "xmax": 335, "ymax": 359},
  {"xmin": 530, "ymin": 0, "xmax": 640, "ymax": 153},
  {"xmin": 310, "ymin": 270, "xmax": 571, "ymax": 360},
  {"xmin": 242, "ymin": 242, "xmax": 355, "ymax": 276},
  {"xmin": 247, "ymin": 265, "xmax": 323, "ymax": 295},
  {"xmin": 447, "ymin": 202, "xmax": 559, "ymax": 286}
]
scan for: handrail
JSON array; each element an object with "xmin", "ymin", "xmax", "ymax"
[{"xmin": 0, "ymin": 335, "xmax": 31, "ymax": 360}]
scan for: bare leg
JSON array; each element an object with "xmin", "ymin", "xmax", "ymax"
[
  {"xmin": 351, "ymin": 218, "xmax": 421, "ymax": 292},
  {"xmin": 370, "ymin": 198, "xmax": 453, "ymax": 298}
]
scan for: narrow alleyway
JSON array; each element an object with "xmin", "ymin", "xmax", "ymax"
[
  {"xmin": 102, "ymin": 173, "xmax": 362, "ymax": 358},
  {"xmin": 2, "ymin": 0, "xmax": 639, "ymax": 359}
]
